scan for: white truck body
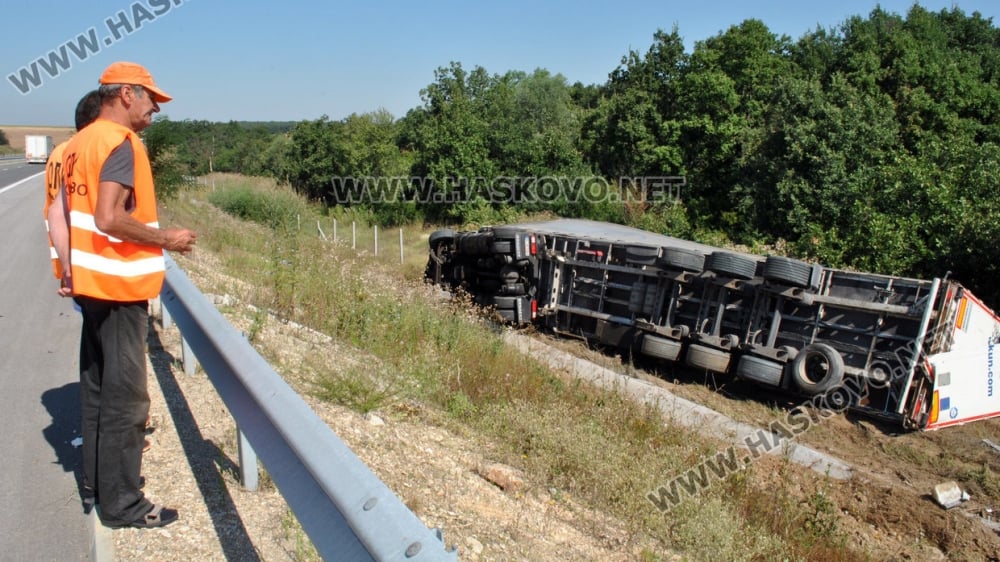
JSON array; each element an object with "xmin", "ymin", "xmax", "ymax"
[
  {"xmin": 25, "ymin": 135, "xmax": 54, "ymax": 164},
  {"xmin": 924, "ymin": 290, "xmax": 1000, "ymax": 429}
]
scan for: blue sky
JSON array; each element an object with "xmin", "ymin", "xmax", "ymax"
[{"xmin": 2, "ymin": 0, "xmax": 996, "ymax": 126}]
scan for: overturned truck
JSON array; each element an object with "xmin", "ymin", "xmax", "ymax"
[{"xmin": 425, "ymin": 219, "xmax": 1000, "ymax": 430}]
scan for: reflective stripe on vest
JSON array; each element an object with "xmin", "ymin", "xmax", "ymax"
[{"xmin": 64, "ymin": 119, "xmax": 165, "ymax": 301}]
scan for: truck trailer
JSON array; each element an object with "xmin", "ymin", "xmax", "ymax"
[
  {"xmin": 25, "ymin": 135, "xmax": 54, "ymax": 164},
  {"xmin": 425, "ymin": 219, "xmax": 1000, "ymax": 430}
]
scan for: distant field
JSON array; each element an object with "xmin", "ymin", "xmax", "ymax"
[{"xmin": 1, "ymin": 125, "xmax": 75, "ymax": 152}]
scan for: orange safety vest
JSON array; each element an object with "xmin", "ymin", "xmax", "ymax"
[
  {"xmin": 63, "ymin": 119, "xmax": 165, "ymax": 301},
  {"xmin": 43, "ymin": 140, "xmax": 69, "ymax": 279}
]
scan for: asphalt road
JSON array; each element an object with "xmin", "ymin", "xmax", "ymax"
[{"xmin": 0, "ymin": 161, "xmax": 93, "ymax": 560}]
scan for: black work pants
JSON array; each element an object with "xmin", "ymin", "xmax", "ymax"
[{"xmin": 75, "ymin": 296, "xmax": 152, "ymax": 525}]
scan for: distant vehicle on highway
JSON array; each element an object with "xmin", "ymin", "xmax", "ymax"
[{"xmin": 25, "ymin": 135, "xmax": 54, "ymax": 164}]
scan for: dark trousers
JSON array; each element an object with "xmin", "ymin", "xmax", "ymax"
[{"xmin": 76, "ymin": 296, "xmax": 152, "ymax": 525}]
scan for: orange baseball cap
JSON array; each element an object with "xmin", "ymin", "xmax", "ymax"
[{"xmin": 99, "ymin": 61, "xmax": 172, "ymax": 103}]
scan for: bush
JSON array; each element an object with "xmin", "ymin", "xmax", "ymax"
[{"xmin": 208, "ymin": 185, "xmax": 308, "ymax": 231}]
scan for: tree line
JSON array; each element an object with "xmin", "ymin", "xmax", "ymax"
[{"xmin": 144, "ymin": 5, "xmax": 1000, "ymax": 307}]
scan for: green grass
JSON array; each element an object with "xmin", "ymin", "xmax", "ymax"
[{"xmin": 161, "ymin": 173, "xmax": 872, "ymax": 560}]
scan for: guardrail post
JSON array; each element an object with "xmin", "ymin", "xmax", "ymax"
[
  {"xmin": 181, "ymin": 336, "xmax": 197, "ymax": 375},
  {"xmin": 161, "ymin": 299, "xmax": 173, "ymax": 330},
  {"xmin": 238, "ymin": 426, "xmax": 259, "ymax": 491}
]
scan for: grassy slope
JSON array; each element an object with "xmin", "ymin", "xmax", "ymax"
[{"xmin": 160, "ymin": 173, "xmax": 1000, "ymax": 562}]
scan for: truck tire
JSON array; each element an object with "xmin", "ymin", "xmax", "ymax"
[
  {"xmin": 705, "ymin": 252, "xmax": 758, "ymax": 280},
  {"xmin": 763, "ymin": 256, "xmax": 813, "ymax": 288},
  {"xmin": 640, "ymin": 335, "xmax": 683, "ymax": 362},
  {"xmin": 685, "ymin": 344, "xmax": 732, "ymax": 373},
  {"xmin": 791, "ymin": 343, "xmax": 845, "ymax": 395},
  {"xmin": 658, "ymin": 247, "xmax": 705, "ymax": 273},
  {"xmin": 736, "ymin": 355, "xmax": 784, "ymax": 387},
  {"xmin": 626, "ymin": 245, "xmax": 659, "ymax": 265},
  {"xmin": 429, "ymin": 229, "xmax": 455, "ymax": 249}
]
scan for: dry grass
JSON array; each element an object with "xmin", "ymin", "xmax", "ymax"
[{"xmin": 159, "ymin": 173, "xmax": 881, "ymax": 560}]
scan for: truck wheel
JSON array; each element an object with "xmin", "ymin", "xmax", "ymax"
[
  {"xmin": 791, "ymin": 343, "xmax": 845, "ymax": 395},
  {"xmin": 685, "ymin": 344, "xmax": 732, "ymax": 373},
  {"xmin": 736, "ymin": 355, "xmax": 784, "ymax": 387},
  {"xmin": 658, "ymin": 247, "xmax": 705, "ymax": 273},
  {"xmin": 428, "ymin": 229, "xmax": 455, "ymax": 249},
  {"xmin": 626, "ymin": 245, "xmax": 659, "ymax": 265},
  {"xmin": 640, "ymin": 335, "xmax": 683, "ymax": 362},
  {"xmin": 705, "ymin": 252, "xmax": 758, "ymax": 280},
  {"xmin": 763, "ymin": 256, "xmax": 813, "ymax": 288}
]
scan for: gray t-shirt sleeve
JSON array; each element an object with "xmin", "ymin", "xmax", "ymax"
[
  {"xmin": 99, "ymin": 139, "xmax": 136, "ymax": 211},
  {"xmin": 100, "ymin": 139, "xmax": 134, "ymax": 186}
]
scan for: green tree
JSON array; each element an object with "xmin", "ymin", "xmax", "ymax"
[
  {"xmin": 402, "ymin": 62, "xmax": 501, "ymax": 221},
  {"xmin": 286, "ymin": 116, "xmax": 347, "ymax": 202}
]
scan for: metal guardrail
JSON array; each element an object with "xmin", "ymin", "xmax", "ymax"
[
  {"xmin": 0, "ymin": 154, "xmax": 24, "ymax": 161},
  {"xmin": 159, "ymin": 255, "xmax": 456, "ymax": 561}
]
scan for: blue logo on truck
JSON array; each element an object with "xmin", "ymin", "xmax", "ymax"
[
  {"xmin": 989, "ymin": 341, "xmax": 995, "ymax": 398},
  {"xmin": 988, "ymin": 331, "xmax": 997, "ymax": 398}
]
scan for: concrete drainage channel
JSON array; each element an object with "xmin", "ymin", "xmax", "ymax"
[{"xmin": 503, "ymin": 332, "xmax": 854, "ymax": 480}]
